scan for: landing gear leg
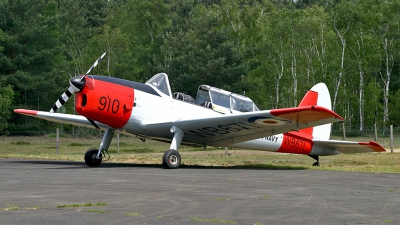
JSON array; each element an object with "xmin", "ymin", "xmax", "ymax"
[
  {"xmin": 84, "ymin": 128, "xmax": 114, "ymax": 167},
  {"xmin": 309, "ymin": 155, "xmax": 319, "ymax": 166},
  {"xmin": 163, "ymin": 126, "xmax": 184, "ymax": 169}
]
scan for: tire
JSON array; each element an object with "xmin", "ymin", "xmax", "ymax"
[
  {"xmin": 84, "ymin": 148, "xmax": 102, "ymax": 167},
  {"xmin": 163, "ymin": 149, "xmax": 181, "ymax": 169}
]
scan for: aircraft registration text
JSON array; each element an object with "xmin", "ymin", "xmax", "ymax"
[{"xmin": 186, "ymin": 122, "xmax": 261, "ymax": 137}]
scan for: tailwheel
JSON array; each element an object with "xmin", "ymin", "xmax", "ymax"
[
  {"xmin": 163, "ymin": 149, "xmax": 181, "ymax": 169},
  {"xmin": 84, "ymin": 148, "xmax": 103, "ymax": 167},
  {"xmin": 309, "ymin": 155, "xmax": 320, "ymax": 167}
]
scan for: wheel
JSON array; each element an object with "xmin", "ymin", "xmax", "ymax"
[
  {"xmin": 163, "ymin": 149, "xmax": 181, "ymax": 169},
  {"xmin": 84, "ymin": 148, "xmax": 102, "ymax": 167}
]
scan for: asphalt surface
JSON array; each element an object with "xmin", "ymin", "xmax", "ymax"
[{"xmin": 0, "ymin": 158, "xmax": 399, "ymax": 225}]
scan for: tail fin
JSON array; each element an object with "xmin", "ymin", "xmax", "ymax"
[{"xmin": 298, "ymin": 83, "xmax": 332, "ymax": 140}]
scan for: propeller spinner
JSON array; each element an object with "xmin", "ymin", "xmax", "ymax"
[{"xmin": 50, "ymin": 53, "xmax": 106, "ymax": 113}]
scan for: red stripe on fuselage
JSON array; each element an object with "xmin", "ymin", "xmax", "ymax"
[{"xmin": 277, "ymin": 132, "xmax": 314, "ymax": 155}]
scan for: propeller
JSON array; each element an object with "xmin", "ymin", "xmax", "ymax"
[{"xmin": 50, "ymin": 52, "xmax": 106, "ymax": 113}]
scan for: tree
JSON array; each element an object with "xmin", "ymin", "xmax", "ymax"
[
  {"xmin": 330, "ymin": 1, "xmax": 353, "ymax": 112},
  {"xmin": 107, "ymin": 0, "xmax": 170, "ymax": 80},
  {"xmin": 57, "ymin": 0, "xmax": 111, "ymax": 74},
  {"xmin": 378, "ymin": 1, "xmax": 400, "ymax": 130},
  {"xmin": 85, "ymin": 25, "xmax": 135, "ymax": 80},
  {"xmin": 154, "ymin": 2, "xmax": 252, "ymax": 96},
  {"xmin": 0, "ymin": 0, "xmax": 63, "ymax": 131},
  {"xmin": 345, "ymin": 0, "xmax": 382, "ymax": 132},
  {"xmin": 3, "ymin": 0, "xmax": 400, "ymax": 134},
  {"xmin": 364, "ymin": 80, "xmax": 382, "ymax": 130},
  {"xmin": 0, "ymin": 83, "xmax": 14, "ymax": 134}
]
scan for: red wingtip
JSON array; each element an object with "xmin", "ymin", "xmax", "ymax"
[
  {"xmin": 359, "ymin": 141, "xmax": 386, "ymax": 152},
  {"xmin": 271, "ymin": 106, "xmax": 344, "ymax": 122},
  {"xmin": 14, "ymin": 109, "xmax": 40, "ymax": 116}
]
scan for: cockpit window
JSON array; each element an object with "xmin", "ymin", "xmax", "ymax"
[
  {"xmin": 210, "ymin": 91, "xmax": 230, "ymax": 108},
  {"xmin": 146, "ymin": 73, "xmax": 172, "ymax": 96},
  {"xmin": 231, "ymin": 96, "xmax": 255, "ymax": 112},
  {"xmin": 196, "ymin": 88, "xmax": 211, "ymax": 105},
  {"xmin": 173, "ymin": 92, "xmax": 197, "ymax": 104},
  {"xmin": 195, "ymin": 85, "xmax": 259, "ymax": 113}
]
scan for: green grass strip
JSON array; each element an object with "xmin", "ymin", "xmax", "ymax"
[
  {"xmin": 190, "ymin": 217, "xmax": 236, "ymax": 224},
  {"xmin": 57, "ymin": 202, "xmax": 106, "ymax": 208}
]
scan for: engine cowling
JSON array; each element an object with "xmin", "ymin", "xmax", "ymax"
[{"xmin": 74, "ymin": 76, "xmax": 134, "ymax": 129}]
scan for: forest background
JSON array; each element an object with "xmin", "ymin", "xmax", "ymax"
[{"xmin": 1, "ymin": 0, "xmax": 400, "ymax": 136}]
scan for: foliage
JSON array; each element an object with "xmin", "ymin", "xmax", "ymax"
[
  {"xmin": 0, "ymin": 83, "xmax": 14, "ymax": 133},
  {"xmin": 2, "ymin": 0, "xmax": 400, "ymax": 134}
]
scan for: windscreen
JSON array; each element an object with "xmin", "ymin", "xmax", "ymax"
[
  {"xmin": 231, "ymin": 97, "xmax": 254, "ymax": 112},
  {"xmin": 196, "ymin": 88, "xmax": 211, "ymax": 105},
  {"xmin": 146, "ymin": 73, "xmax": 171, "ymax": 96}
]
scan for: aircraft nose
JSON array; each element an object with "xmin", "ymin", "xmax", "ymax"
[{"xmin": 70, "ymin": 76, "xmax": 85, "ymax": 92}]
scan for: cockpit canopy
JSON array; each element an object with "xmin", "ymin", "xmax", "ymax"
[
  {"xmin": 146, "ymin": 73, "xmax": 259, "ymax": 113},
  {"xmin": 196, "ymin": 85, "xmax": 259, "ymax": 113},
  {"xmin": 146, "ymin": 73, "xmax": 172, "ymax": 96}
]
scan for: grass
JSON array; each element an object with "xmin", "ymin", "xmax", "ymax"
[
  {"xmin": 1, "ymin": 202, "xmax": 107, "ymax": 213},
  {"xmin": 57, "ymin": 202, "xmax": 106, "ymax": 208},
  {"xmin": 10, "ymin": 140, "xmax": 30, "ymax": 145},
  {"xmin": 190, "ymin": 217, "xmax": 236, "ymax": 224},
  {"xmin": 1, "ymin": 204, "xmax": 20, "ymax": 211},
  {"xmin": 0, "ymin": 134, "xmax": 399, "ymax": 173},
  {"xmin": 83, "ymin": 209, "xmax": 109, "ymax": 214},
  {"xmin": 125, "ymin": 212, "xmax": 141, "ymax": 216},
  {"xmin": 214, "ymin": 197, "xmax": 230, "ymax": 201}
]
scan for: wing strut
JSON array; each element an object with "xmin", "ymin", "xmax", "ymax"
[{"xmin": 87, "ymin": 118, "xmax": 100, "ymax": 130}]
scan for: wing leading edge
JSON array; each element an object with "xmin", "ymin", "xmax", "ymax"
[
  {"xmin": 16, "ymin": 106, "xmax": 344, "ymax": 148},
  {"xmin": 14, "ymin": 109, "xmax": 107, "ymax": 129}
]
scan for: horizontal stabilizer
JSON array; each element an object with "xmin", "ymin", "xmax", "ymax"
[{"xmin": 312, "ymin": 139, "xmax": 386, "ymax": 154}]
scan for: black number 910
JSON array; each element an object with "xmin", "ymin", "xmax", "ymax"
[{"xmin": 98, "ymin": 96, "xmax": 120, "ymax": 113}]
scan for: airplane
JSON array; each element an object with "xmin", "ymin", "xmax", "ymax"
[{"xmin": 14, "ymin": 53, "xmax": 386, "ymax": 168}]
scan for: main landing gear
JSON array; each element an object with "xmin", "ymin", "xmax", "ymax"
[
  {"xmin": 84, "ymin": 128, "xmax": 113, "ymax": 167},
  {"xmin": 163, "ymin": 126, "xmax": 184, "ymax": 169},
  {"xmin": 163, "ymin": 149, "xmax": 181, "ymax": 169},
  {"xmin": 309, "ymin": 155, "xmax": 320, "ymax": 166},
  {"xmin": 84, "ymin": 148, "xmax": 103, "ymax": 167},
  {"xmin": 83, "ymin": 126, "xmax": 185, "ymax": 169}
]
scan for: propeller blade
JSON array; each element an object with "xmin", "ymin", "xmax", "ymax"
[
  {"xmin": 82, "ymin": 52, "xmax": 106, "ymax": 80},
  {"xmin": 50, "ymin": 52, "xmax": 106, "ymax": 113},
  {"xmin": 50, "ymin": 85, "xmax": 76, "ymax": 113}
]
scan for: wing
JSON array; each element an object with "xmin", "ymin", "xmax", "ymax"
[
  {"xmin": 16, "ymin": 106, "xmax": 344, "ymax": 148},
  {"xmin": 312, "ymin": 139, "xmax": 386, "ymax": 154},
  {"xmin": 143, "ymin": 105, "xmax": 344, "ymax": 146},
  {"xmin": 14, "ymin": 109, "xmax": 108, "ymax": 129}
]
